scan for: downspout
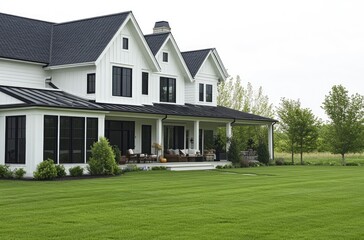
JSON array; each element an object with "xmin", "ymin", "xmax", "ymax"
[
  {"xmin": 162, "ymin": 114, "xmax": 168, "ymax": 121},
  {"xmin": 231, "ymin": 118, "xmax": 236, "ymax": 126}
]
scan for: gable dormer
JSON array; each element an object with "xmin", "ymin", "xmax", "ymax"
[{"xmin": 182, "ymin": 49, "xmax": 228, "ymax": 106}]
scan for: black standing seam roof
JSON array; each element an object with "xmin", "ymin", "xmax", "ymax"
[
  {"xmin": 0, "ymin": 85, "xmax": 277, "ymax": 123},
  {"xmin": 144, "ymin": 33, "xmax": 170, "ymax": 55},
  {"xmin": 181, "ymin": 49, "xmax": 212, "ymax": 78}
]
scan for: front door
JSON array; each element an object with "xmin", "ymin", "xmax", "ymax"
[
  {"xmin": 142, "ymin": 125, "xmax": 152, "ymax": 154},
  {"xmin": 105, "ymin": 120, "xmax": 135, "ymax": 156}
]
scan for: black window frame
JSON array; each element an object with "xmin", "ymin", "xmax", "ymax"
[
  {"xmin": 206, "ymin": 84, "xmax": 213, "ymax": 102},
  {"xmin": 112, "ymin": 66, "xmax": 132, "ymax": 97},
  {"xmin": 43, "ymin": 115, "xmax": 58, "ymax": 163},
  {"xmin": 122, "ymin": 37, "xmax": 129, "ymax": 50},
  {"xmin": 142, "ymin": 72, "xmax": 149, "ymax": 95},
  {"xmin": 87, "ymin": 73, "xmax": 96, "ymax": 94},
  {"xmin": 199, "ymin": 83, "xmax": 204, "ymax": 101},
  {"xmin": 160, "ymin": 77, "xmax": 176, "ymax": 103},
  {"xmin": 5, "ymin": 116, "xmax": 26, "ymax": 164},
  {"xmin": 86, "ymin": 118, "xmax": 98, "ymax": 161},
  {"xmin": 163, "ymin": 52, "xmax": 168, "ymax": 62},
  {"xmin": 59, "ymin": 117, "xmax": 85, "ymax": 164}
]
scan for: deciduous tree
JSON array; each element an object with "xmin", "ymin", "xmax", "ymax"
[{"xmin": 322, "ymin": 85, "xmax": 364, "ymax": 164}]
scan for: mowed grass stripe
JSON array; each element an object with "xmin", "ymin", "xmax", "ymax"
[{"xmin": 0, "ymin": 166, "xmax": 363, "ymax": 239}]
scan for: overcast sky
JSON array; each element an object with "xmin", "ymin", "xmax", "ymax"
[{"xmin": 2, "ymin": 0, "xmax": 364, "ymax": 120}]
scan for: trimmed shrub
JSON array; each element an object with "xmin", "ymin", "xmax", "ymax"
[
  {"xmin": 275, "ymin": 158, "xmax": 285, "ymax": 166},
  {"xmin": 69, "ymin": 166, "xmax": 84, "ymax": 177},
  {"xmin": 14, "ymin": 168, "xmax": 26, "ymax": 179},
  {"xmin": 346, "ymin": 162, "xmax": 361, "ymax": 166},
  {"xmin": 0, "ymin": 165, "xmax": 13, "ymax": 178},
  {"xmin": 151, "ymin": 166, "xmax": 167, "ymax": 171},
  {"xmin": 257, "ymin": 142, "xmax": 269, "ymax": 165},
  {"xmin": 122, "ymin": 164, "xmax": 141, "ymax": 173},
  {"xmin": 87, "ymin": 137, "xmax": 119, "ymax": 175},
  {"xmin": 34, "ymin": 159, "xmax": 57, "ymax": 180},
  {"xmin": 55, "ymin": 165, "xmax": 67, "ymax": 178},
  {"xmin": 112, "ymin": 145, "xmax": 121, "ymax": 164},
  {"xmin": 227, "ymin": 137, "xmax": 241, "ymax": 165}
]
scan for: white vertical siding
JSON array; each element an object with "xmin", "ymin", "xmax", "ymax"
[
  {"xmin": 51, "ymin": 66, "xmax": 96, "ymax": 100},
  {"xmin": 193, "ymin": 56, "xmax": 219, "ymax": 106},
  {"xmin": 0, "ymin": 59, "xmax": 47, "ymax": 88},
  {"xmin": 184, "ymin": 81, "xmax": 196, "ymax": 104},
  {"xmin": 96, "ymin": 20, "xmax": 153, "ymax": 105}
]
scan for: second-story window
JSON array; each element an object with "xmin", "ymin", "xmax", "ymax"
[
  {"xmin": 122, "ymin": 37, "xmax": 129, "ymax": 50},
  {"xmin": 112, "ymin": 66, "xmax": 132, "ymax": 97},
  {"xmin": 199, "ymin": 83, "xmax": 204, "ymax": 101},
  {"xmin": 163, "ymin": 52, "xmax": 168, "ymax": 62},
  {"xmin": 87, "ymin": 73, "xmax": 95, "ymax": 94},
  {"xmin": 160, "ymin": 77, "xmax": 176, "ymax": 103},
  {"xmin": 142, "ymin": 72, "xmax": 148, "ymax": 95},
  {"xmin": 206, "ymin": 84, "xmax": 213, "ymax": 102}
]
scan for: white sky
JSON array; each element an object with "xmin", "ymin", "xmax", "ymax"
[{"xmin": 2, "ymin": 0, "xmax": 364, "ymax": 120}]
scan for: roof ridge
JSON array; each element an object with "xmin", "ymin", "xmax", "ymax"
[
  {"xmin": 181, "ymin": 48, "xmax": 214, "ymax": 54},
  {"xmin": 144, "ymin": 32, "xmax": 170, "ymax": 37},
  {"xmin": 53, "ymin": 11, "xmax": 131, "ymax": 26},
  {"xmin": 0, "ymin": 12, "xmax": 55, "ymax": 24}
]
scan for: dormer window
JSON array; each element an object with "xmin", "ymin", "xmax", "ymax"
[
  {"xmin": 87, "ymin": 73, "xmax": 95, "ymax": 94},
  {"xmin": 163, "ymin": 52, "xmax": 168, "ymax": 62},
  {"xmin": 122, "ymin": 37, "xmax": 129, "ymax": 50},
  {"xmin": 206, "ymin": 84, "xmax": 213, "ymax": 102}
]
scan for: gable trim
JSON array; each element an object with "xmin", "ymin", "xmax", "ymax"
[{"xmin": 95, "ymin": 13, "xmax": 160, "ymax": 72}]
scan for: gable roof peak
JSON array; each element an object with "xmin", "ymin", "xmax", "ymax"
[{"xmin": 53, "ymin": 11, "xmax": 131, "ymax": 26}]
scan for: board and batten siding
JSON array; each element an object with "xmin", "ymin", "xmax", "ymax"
[
  {"xmin": 0, "ymin": 59, "xmax": 47, "ymax": 88},
  {"xmin": 155, "ymin": 40, "xmax": 188, "ymax": 105},
  {"xmin": 51, "ymin": 66, "xmax": 96, "ymax": 100},
  {"xmin": 96, "ymin": 20, "xmax": 154, "ymax": 105}
]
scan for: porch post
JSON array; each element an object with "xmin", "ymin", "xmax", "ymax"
[
  {"xmin": 226, "ymin": 122, "xmax": 232, "ymax": 151},
  {"xmin": 268, "ymin": 123, "xmax": 274, "ymax": 160},
  {"xmin": 156, "ymin": 118, "xmax": 162, "ymax": 146},
  {"xmin": 193, "ymin": 120, "xmax": 199, "ymax": 151}
]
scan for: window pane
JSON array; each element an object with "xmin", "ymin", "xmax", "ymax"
[
  {"xmin": 142, "ymin": 72, "xmax": 148, "ymax": 95},
  {"xmin": 199, "ymin": 84, "xmax": 204, "ymax": 101},
  {"xmin": 112, "ymin": 66, "xmax": 121, "ymax": 96},
  {"xmin": 44, "ymin": 115, "xmax": 58, "ymax": 163},
  {"xmin": 5, "ymin": 116, "xmax": 26, "ymax": 164},
  {"xmin": 123, "ymin": 37, "xmax": 129, "ymax": 50},
  {"xmin": 206, "ymin": 84, "xmax": 213, "ymax": 102},
  {"xmin": 163, "ymin": 52, "xmax": 168, "ymax": 62},
  {"xmin": 60, "ymin": 117, "xmax": 85, "ymax": 164},
  {"xmin": 87, "ymin": 73, "xmax": 95, "ymax": 94},
  {"xmin": 169, "ymin": 78, "xmax": 176, "ymax": 103},
  {"xmin": 160, "ymin": 77, "xmax": 167, "ymax": 102}
]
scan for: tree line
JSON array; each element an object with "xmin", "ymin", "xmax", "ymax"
[{"xmin": 218, "ymin": 77, "xmax": 364, "ymax": 165}]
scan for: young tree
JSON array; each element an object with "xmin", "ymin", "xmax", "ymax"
[
  {"xmin": 322, "ymin": 85, "xmax": 364, "ymax": 165},
  {"xmin": 276, "ymin": 98, "xmax": 300, "ymax": 164},
  {"xmin": 277, "ymin": 98, "xmax": 319, "ymax": 164}
]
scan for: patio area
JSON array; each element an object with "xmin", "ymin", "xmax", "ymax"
[{"xmin": 120, "ymin": 160, "xmax": 232, "ymax": 171}]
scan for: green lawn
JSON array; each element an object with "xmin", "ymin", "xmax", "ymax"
[{"xmin": 1, "ymin": 166, "xmax": 364, "ymax": 239}]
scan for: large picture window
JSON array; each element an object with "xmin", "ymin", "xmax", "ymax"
[
  {"xmin": 160, "ymin": 77, "xmax": 176, "ymax": 103},
  {"xmin": 5, "ymin": 116, "xmax": 26, "ymax": 164},
  {"xmin": 60, "ymin": 117, "xmax": 85, "ymax": 164},
  {"xmin": 112, "ymin": 66, "xmax": 132, "ymax": 97},
  {"xmin": 44, "ymin": 115, "xmax": 58, "ymax": 163},
  {"xmin": 206, "ymin": 84, "xmax": 213, "ymax": 102}
]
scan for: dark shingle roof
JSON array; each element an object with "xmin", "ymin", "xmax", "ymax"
[
  {"xmin": 0, "ymin": 85, "xmax": 276, "ymax": 123},
  {"xmin": 49, "ymin": 12, "xmax": 130, "ymax": 66},
  {"xmin": 144, "ymin": 33, "xmax": 169, "ymax": 55},
  {"xmin": 0, "ymin": 13, "xmax": 53, "ymax": 63},
  {"xmin": 181, "ymin": 49, "xmax": 212, "ymax": 78},
  {"xmin": 0, "ymin": 12, "xmax": 130, "ymax": 66}
]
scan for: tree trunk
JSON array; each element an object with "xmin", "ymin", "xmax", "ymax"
[
  {"xmin": 300, "ymin": 142, "xmax": 303, "ymax": 165},
  {"xmin": 291, "ymin": 144, "xmax": 294, "ymax": 164},
  {"xmin": 341, "ymin": 153, "xmax": 346, "ymax": 166}
]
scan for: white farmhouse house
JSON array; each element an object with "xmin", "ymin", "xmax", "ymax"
[{"xmin": 0, "ymin": 11, "xmax": 276, "ymax": 176}]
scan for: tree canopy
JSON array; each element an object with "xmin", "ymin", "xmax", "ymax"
[{"xmin": 322, "ymin": 85, "xmax": 364, "ymax": 164}]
